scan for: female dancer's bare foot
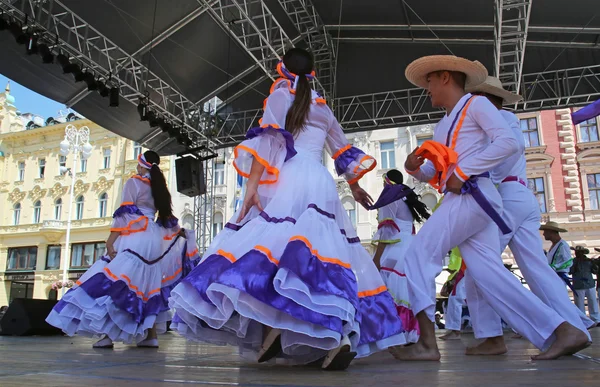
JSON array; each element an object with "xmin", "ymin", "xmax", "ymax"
[
  {"xmin": 531, "ymin": 322, "xmax": 590, "ymax": 360},
  {"xmin": 390, "ymin": 340, "xmax": 441, "ymax": 361},
  {"xmin": 465, "ymin": 337, "xmax": 507, "ymax": 356},
  {"xmin": 439, "ymin": 330, "xmax": 461, "ymax": 340}
]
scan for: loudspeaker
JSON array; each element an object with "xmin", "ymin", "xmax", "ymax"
[
  {"xmin": 0, "ymin": 298, "xmax": 62, "ymax": 336},
  {"xmin": 175, "ymin": 156, "xmax": 206, "ymax": 197}
]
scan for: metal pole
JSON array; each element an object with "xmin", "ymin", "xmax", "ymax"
[{"xmin": 61, "ymin": 134, "xmax": 79, "ymax": 296}]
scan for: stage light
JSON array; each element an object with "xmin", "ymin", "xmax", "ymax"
[
  {"xmin": 109, "ymin": 87, "xmax": 119, "ymax": 107},
  {"xmin": 160, "ymin": 121, "xmax": 173, "ymax": 133},
  {"xmin": 73, "ymin": 67, "xmax": 84, "ymax": 82},
  {"xmin": 0, "ymin": 16, "xmax": 8, "ymax": 31},
  {"xmin": 10, "ymin": 22, "xmax": 30, "ymax": 45},
  {"xmin": 56, "ymin": 53, "xmax": 70, "ymax": 69},
  {"xmin": 26, "ymin": 34, "xmax": 38, "ymax": 55},
  {"xmin": 97, "ymin": 81, "xmax": 109, "ymax": 97},
  {"xmin": 83, "ymin": 72, "xmax": 97, "ymax": 91},
  {"xmin": 137, "ymin": 101, "xmax": 149, "ymax": 121},
  {"xmin": 146, "ymin": 111, "xmax": 157, "ymax": 126},
  {"xmin": 38, "ymin": 44, "xmax": 54, "ymax": 63}
]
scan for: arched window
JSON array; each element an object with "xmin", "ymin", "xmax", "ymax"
[
  {"xmin": 182, "ymin": 214, "xmax": 194, "ymax": 230},
  {"xmin": 212, "ymin": 212, "xmax": 224, "ymax": 237},
  {"xmin": 33, "ymin": 200, "xmax": 42, "ymax": 223},
  {"xmin": 75, "ymin": 196, "xmax": 84, "ymax": 220},
  {"xmin": 54, "ymin": 198, "xmax": 62, "ymax": 220},
  {"xmin": 13, "ymin": 202, "xmax": 21, "ymax": 225},
  {"xmin": 98, "ymin": 193, "xmax": 108, "ymax": 218},
  {"xmin": 342, "ymin": 197, "xmax": 356, "ymax": 228}
]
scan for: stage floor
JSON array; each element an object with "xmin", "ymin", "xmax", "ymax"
[{"xmin": 0, "ymin": 329, "xmax": 599, "ymax": 387}]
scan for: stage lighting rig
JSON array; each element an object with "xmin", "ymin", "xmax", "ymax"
[
  {"xmin": 0, "ymin": 15, "xmax": 8, "ymax": 31},
  {"xmin": 109, "ymin": 87, "xmax": 119, "ymax": 107},
  {"xmin": 97, "ymin": 81, "xmax": 109, "ymax": 97},
  {"xmin": 83, "ymin": 72, "xmax": 98, "ymax": 91},
  {"xmin": 37, "ymin": 43, "xmax": 54, "ymax": 63},
  {"xmin": 26, "ymin": 33, "xmax": 38, "ymax": 55}
]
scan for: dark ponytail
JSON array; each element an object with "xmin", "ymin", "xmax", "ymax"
[
  {"xmin": 386, "ymin": 169, "xmax": 430, "ymax": 223},
  {"xmin": 143, "ymin": 150, "xmax": 174, "ymax": 226},
  {"xmin": 282, "ymin": 48, "xmax": 314, "ymax": 136}
]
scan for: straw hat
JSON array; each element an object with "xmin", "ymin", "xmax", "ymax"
[
  {"xmin": 595, "ymin": 247, "xmax": 600, "ymax": 253},
  {"xmin": 405, "ymin": 55, "xmax": 488, "ymax": 90},
  {"xmin": 466, "ymin": 76, "xmax": 523, "ymax": 105},
  {"xmin": 539, "ymin": 221, "xmax": 567, "ymax": 233},
  {"xmin": 571, "ymin": 246, "xmax": 590, "ymax": 254}
]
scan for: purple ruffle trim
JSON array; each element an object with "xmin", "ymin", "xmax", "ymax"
[
  {"xmin": 356, "ymin": 291, "xmax": 404, "ymax": 345},
  {"xmin": 54, "ymin": 272, "xmax": 171, "ymax": 324},
  {"xmin": 161, "ymin": 216, "xmax": 179, "ymax": 229},
  {"xmin": 246, "ymin": 124, "xmax": 297, "ymax": 162},
  {"xmin": 113, "ymin": 204, "xmax": 143, "ymax": 218},
  {"xmin": 279, "ymin": 239, "xmax": 358, "ymax": 307},
  {"xmin": 216, "ymin": 249, "xmax": 344, "ymax": 333},
  {"xmin": 334, "ymin": 146, "xmax": 365, "ymax": 176}
]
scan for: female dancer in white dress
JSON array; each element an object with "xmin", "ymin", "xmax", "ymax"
[
  {"xmin": 47, "ymin": 150, "xmax": 200, "ymax": 348},
  {"xmin": 170, "ymin": 48, "xmax": 407, "ymax": 370},
  {"xmin": 370, "ymin": 169, "xmax": 430, "ymax": 344}
]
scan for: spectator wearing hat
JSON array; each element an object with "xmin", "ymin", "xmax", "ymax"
[
  {"xmin": 540, "ymin": 221, "xmax": 575, "ymax": 291},
  {"xmin": 571, "ymin": 246, "xmax": 600, "ymax": 324}
]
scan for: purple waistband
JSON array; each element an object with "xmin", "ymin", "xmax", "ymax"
[{"xmin": 456, "ymin": 173, "xmax": 512, "ymax": 235}]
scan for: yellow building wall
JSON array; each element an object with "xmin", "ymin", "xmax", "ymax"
[{"xmin": 0, "ymin": 119, "xmax": 171, "ymax": 306}]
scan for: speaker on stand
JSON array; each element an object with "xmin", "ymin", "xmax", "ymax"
[
  {"xmin": 175, "ymin": 156, "xmax": 206, "ymax": 197},
  {"xmin": 0, "ymin": 298, "xmax": 62, "ymax": 336}
]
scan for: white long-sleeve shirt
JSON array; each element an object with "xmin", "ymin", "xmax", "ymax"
[
  {"xmin": 490, "ymin": 110, "xmax": 526, "ymax": 184},
  {"xmin": 407, "ymin": 94, "xmax": 518, "ymax": 190}
]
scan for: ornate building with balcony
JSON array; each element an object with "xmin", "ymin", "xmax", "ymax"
[{"xmin": 0, "ymin": 85, "xmax": 171, "ymax": 306}]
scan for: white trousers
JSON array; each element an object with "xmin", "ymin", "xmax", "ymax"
[
  {"xmin": 575, "ymin": 288, "xmax": 600, "ymax": 323},
  {"xmin": 444, "ymin": 279, "xmax": 466, "ymax": 331},
  {"xmin": 404, "ymin": 178, "xmax": 565, "ymax": 350},
  {"xmin": 464, "ymin": 182, "xmax": 592, "ymax": 346}
]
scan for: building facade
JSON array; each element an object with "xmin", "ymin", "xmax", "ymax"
[{"xmin": 0, "ymin": 85, "xmax": 171, "ymax": 306}]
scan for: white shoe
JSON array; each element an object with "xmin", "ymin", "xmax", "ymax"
[
  {"xmin": 322, "ymin": 335, "xmax": 356, "ymax": 370},
  {"xmin": 93, "ymin": 336, "xmax": 114, "ymax": 348},
  {"xmin": 137, "ymin": 338, "xmax": 159, "ymax": 348}
]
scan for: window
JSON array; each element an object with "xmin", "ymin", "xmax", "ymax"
[
  {"xmin": 133, "ymin": 142, "xmax": 142, "ymax": 158},
  {"xmin": 528, "ymin": 177, "xmax": 547, "ymax": 213},
  {"xmin": 103, "ymin": 148, "xmax": 111, "ymax": 169},
  {"xmin": 214, "ymin": 161, "xmax": 225, "ymax": 185},
  {"xmin": 342, "ymin": 197, "xmax": 357, "ymax": 228},
  {"xmin": 18, "ymin": 161, "xmax": 25, "ymax": 181},
  {"xmin": 417, "ymin": 135, "xmax": 433, "ymax": 147},
  {"xmin": 59, "ymin": 155, "xmax": 67, "ymax": 168},
  {"xmin": 587, "ymin": 173, "xmax": 600, "ymax": 210},
  {"xmin": 33, "ymin": 200, "xmax": 41, "ymax": 223},
  {"xmin": 75, "ymin": 195, "xmax": 84, "ymax": 220},
  {"xmin": 46, "ymin": 245, "xmax": 61, "ymax": 270},
  {"xmin": 80, "ymin": 158, "xmax": 87, "ymax": 173},
  {"xmin": 98, "ymin": 193, "xmax": 108, "ymax": 217},
  {"xmin": 9, "ymin": 282, "xmax": 34, "ymax": 303},
  {"xmin": 520, "ymin": 118, "xmax": 540, "ymax": 147},
  {"xmin": 212, "ymin": 212, "xmax": 224, "ymax": 237},
  {"xmin": 380, "ymin": 141, "xmax": 396, "ymax": 169},
  {"xmin": 182, "ymin": 214, "xmax": 194, "ymax": 230},
  {"xmin": 579, "ymin": 118, "xmax": 599, "ymax": 143},
  {"xmin": 54, "ymin": 198, "xmax": 62, "ymax": 220},
  {"xmin": 38, "ymin": 158, "xmax": 46, "ymax": 178},
  {"xmin": 6, "ymin": 246, "xmax": 38, "ymax": 270},
  {"xmin": 70, "ymin": 242, "xmax": 105, "ymax": 268},
  {"xmin": 13, "ymin": 202, "xmax": 21, "ymax": 225}
]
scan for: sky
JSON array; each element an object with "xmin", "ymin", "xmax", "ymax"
[{"xmin": 1, "ymin": 74, "xmax": 68, "ymax": 118}]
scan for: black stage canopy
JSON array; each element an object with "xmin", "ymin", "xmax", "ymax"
[{"xmin": 0, "ymin": 0, "xmax": 599, "ymax": 154}]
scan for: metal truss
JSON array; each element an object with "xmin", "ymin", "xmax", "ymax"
[
  {"xmin": 278, "ymin": 0, "xmax": 336, "ymax": 101},
  {"xmin": 0, "ymin": 0, "xmax": 216, "ymax": 148},
  {"xmin": 196, "ymin": 0, "xmax": 330, "ymax": 112},
  {"xmin": 493, "ymin": 0, "xmax": 533, "ymax": 93},
  {"xmin": 211, "ymin": 64, "xmax": 600, "ymax": 146},
  {"xmin": 194, "ymin": 160, "xmax": 215, "ymax": 252}
]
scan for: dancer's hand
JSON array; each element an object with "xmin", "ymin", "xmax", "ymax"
[
  {"xmin": 237, "ymin": 188, "xmax": 264, "ymax": 222},
  {"xmin": 405, "ymin": 147, "xmax": 424, "ymax": 171},
  {"xmin": 350, "ymin": 183, "xmax": 374, "ymax": 209},
  {"xmin": 446, "ymin": 173, "xmax": 464, "ymax": 194},
  {"xmin": 106, "ymin": 243, "xmax": 117, "ymax": 259}
]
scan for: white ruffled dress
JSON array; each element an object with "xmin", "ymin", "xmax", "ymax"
[
  {"xmin": 372, "ymin": 200, "xmax": 420, "ymax": 343},
  {"xmin": 169, "ymin": 80, "xmax": 408, "ymax": 364},
  {"xmin": 46, "ymin": 174, "xmax": 200, "ymax": 344}
]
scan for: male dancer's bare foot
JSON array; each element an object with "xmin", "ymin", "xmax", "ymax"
[
  {"xmin": 390, "ymin": 340, "xmax": 441, "ymax": 361},
  {"xmin": 512, "ymin": 333, "xmax": 523, "ymax": 339},
  {"xmin": 531, "ymin": 322, "xmax": 590, "ymax": 360},
  {"xmin": 439, "ymin": 330, "xmax": 461, "ymax": 340},
  {"xmin": 465, "ymin": 337, "xmax": 507, "ymax": 356}
]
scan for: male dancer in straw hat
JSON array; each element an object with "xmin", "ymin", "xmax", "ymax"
[
  {"xmin": 459, "ymin": 77, "xmax": 592, "ymax": 356},
  {"xmin": 393, "ymin": 55, "xmax": 589, "ymax": 361}
]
